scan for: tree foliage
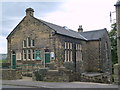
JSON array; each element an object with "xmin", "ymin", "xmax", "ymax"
[{"xmin": 109, "ymin": 23, "xmax": 118, "ymax": 64}]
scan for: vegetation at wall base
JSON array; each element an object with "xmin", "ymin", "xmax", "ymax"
[{"xmin": 108, "ymin": 23, "xmax": 118, "ymax": 74}]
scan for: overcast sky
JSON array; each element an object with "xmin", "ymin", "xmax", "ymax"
[{"xmin": 0, "ymin": 0, "xmax": 117, "ymax": 54}]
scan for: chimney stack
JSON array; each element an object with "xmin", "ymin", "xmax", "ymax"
[
  {"xmin": 26, "ymin": 8, "xmax": 34, "ymax": 16},
  {"xmin": 78, "ymin": 25, "xmax": 83, "ymax": 32}
]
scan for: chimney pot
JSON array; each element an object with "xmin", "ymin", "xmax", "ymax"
[
  {"xmin": 78, "ymin": 25, "xmax": 83, "ymax": 32},
  {"xmin": 26, "ymin": 8, "xmax": 34, "ymax": 16}
]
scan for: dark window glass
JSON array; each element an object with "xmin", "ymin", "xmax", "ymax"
[
  {"xmin": 28, "ymin": 37, "xmax": 31, "ymax": 47},
  {"xmin": 28, "ymin": 49, "xmax": 31, "ymax": 59},
  {"xmin": 32, "ymin": 40, "xmax": 35, "ymax": 46},
  {"xmin": 23, "ymin": 40, "xmax": 26, "ymax": 47},
  {"xmin": 24, "ymin": 50, "xmax": 26, "ymax": 59},
  {"xmin": 32, "ymin": 49, "xmax": 35, "ymax": 59}
]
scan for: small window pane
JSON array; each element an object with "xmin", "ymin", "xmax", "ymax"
[
  {"xmin": 23, "ymin": 50, "xmax": 26, "ymax": 60},
  {"xmin": 32, "ymin": 49, "xmax": 35, "ymax": 59},
  {"xmin": 23, "ymin": 40, "xmax": 26, "ymax": 47},
  {"xmin": 65, "ymin": 50, "xmax": 67, "ymax": 62},
  {"xmin": 65, "ymin": 42, "xmax": 67, "ymax": 49},
  {"xmin": 28, "ymin": 49, "xmax": 31, "ymax": 59},
  {"xmin": 28, "ymin": 37, "xmax": 31, "ymax": 47},
  {"xmin": 68, "ymin": 43, "xmax": 69, "ymax": 49},
  {"xmin": 32, "ymin": 40, "xmax": 35, "ymax": 46}
]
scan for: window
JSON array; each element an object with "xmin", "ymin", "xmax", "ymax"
[
  {"xmin": 23, "ymin": 50, "xmax": 26, "ymax": 60},
  {"xmin": 68, "ymin": 51, "xmax": 69, "ymax": 62},
  {"xmin": 70, "ymin": 43, "xmax": 72, "ymax": 49},
  {"xmin": 28, "ymin": 49, "xmax": 31, "ymax": 60},
  {"xmin": 64, "ymin": 42, "xmax": 73, "ymax": 62},
  {"xmin": 76, "ymin": 44, "xmax": 78, "ymax": 50},
  {"xmin": 32, "ymin": 49, "xmax": 35, "ymax": 60},
  {"xmin": 65, "ymin": 50, "xmax": 67, "ymax": 62},
  {"xmin": 27, "ymin": 37, "xmax": 31, "ymax": 47},
  {"xmin": 68, "ymin": 43, "xmax": 69, "ymax": 49},
  {"xmin": 23, "ymin": 40, "xmax": 26, "ymax": 47},
  {"xmin": 23, "ymin": 38, "xmax": 35, "ymax": 61},
  {"xmin": 76, "ymin": 44, "xmax": 82, "ymax": 61},
  {"xmin": 70, "ymin": 51, "xmax": 72, "ymax": 61},
  {"xmin": 65, "ymin": 42, "xmax": 67, "ymax": 49},
  {"xmin": 31, "ymin": 39, "xmax": 35, "ymax": 47},
  {"xmin": 80, "ymin": 44, "xmax": 82, "ymax": 50}
]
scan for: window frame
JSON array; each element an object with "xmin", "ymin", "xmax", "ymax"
[
  {"xmin": 31, "ymin": 39, "xmax": 35, "ymax": 47},
  {"xmin": 27, "ymin": 37, "xmax": 31, "ymax": 47},
  {"xmin": 23, "ymin": 40, "xmax": 26, "ymax": 48},
  {"xmin": 23, "ymin": 49, "xmax": 27, "ymax": 60},
  {"xmin": 31, "ymin": 49, "xmax": 35, "ymax": 60},
  {"xmin": 27, "ymin": 49, "xmax": 31, "ymax": 60}
]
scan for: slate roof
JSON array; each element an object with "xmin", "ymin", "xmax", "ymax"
[
  {"xmin": 34, "ymin": 17, "xmax": 87, "ymax": 40},
  {"xmin": 7, "ymin": 15, "xmax": 107, "ymax": 41},
  {"xmin": 79, "ymin": 29, "xmax": 107, "ymax": 41},
  {"xmin": 36, "ymin": 17, "xmax": 107, "ymax": 41}
]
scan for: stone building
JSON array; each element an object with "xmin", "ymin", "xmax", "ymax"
[
  {"xmin": 114, "ymin": 0, "xmax": 120, "ymax": 84},
  {"xmin": 7, "ymin": 8, "xmax": 112, "ymax": 83}
]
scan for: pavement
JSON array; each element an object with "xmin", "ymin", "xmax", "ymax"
[{"xmin": 2, "ymin": 77, "xmax": 119, "ymax": 89}]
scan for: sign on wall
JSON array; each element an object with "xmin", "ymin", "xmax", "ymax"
[
  {"xmin": 35, "ymin": 50, "xmax": 41, "ymax": 60},
  {"xmin": 51, "ymin": 52, "xmax": 55, "ymax": 60}
]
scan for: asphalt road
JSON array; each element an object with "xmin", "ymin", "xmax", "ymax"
[
  {"xmin": 2, "ymin": 85, "xmax": 36, "ymax": 88},
  {"xmin": 2, "ymin": 80, "xmax": 119, "ymax": 88}
]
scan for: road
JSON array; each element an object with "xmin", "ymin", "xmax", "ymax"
[
  {"xmin": 2, "ymin": 85, "xmax": 36, "ymax": 88},
  {"xmin": 2, "ymin": 79, "xmax": 119, "ymax": 89}
]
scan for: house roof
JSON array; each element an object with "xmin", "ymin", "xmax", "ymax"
[
  {"xmin": 79, "ymin": 29, "xmax": 107, "ymax": 41},
  {"xmin": 35, "ymin": 17, "xmax": 108, "ymax": 41},
  {"xmin": 34, "ymin": 17, "xmax": 87, "ymax": 40},
  {"xmin": 7, "ymin": 15, "xmax": 107, "ymax": 41}
]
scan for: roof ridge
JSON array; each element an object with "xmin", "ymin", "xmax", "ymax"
[{"xmin": 81, "ymin": 29, "xmax": 106, "ymax": 33}]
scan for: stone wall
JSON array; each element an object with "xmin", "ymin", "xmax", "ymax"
[
  {"xmin": 32, "ymin": 67, "xmax": 81, "ymax": 82},
  {"xmin": 1, "ymin": 68, "xmax": 22, "ymax": 80},
  {"xmin": 81, "ymin": 72, "xmax": 112, "ymax": 84},
  {"xmin": 115, "ymin": 2, "xmax": 120, "ymax": 85},
  {"xmin": 85, "ymin": 41, "xmax": 100, "ymax": 72},
  {"xmin": 100, "ymin": 32, "xmax": 112, "ymax": 74},
  {"xmin": 114, "ymin": 64, "xmax": 120, "ymax": 84}
]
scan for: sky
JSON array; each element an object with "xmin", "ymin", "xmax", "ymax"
[{"xmin": 0, "ymin": 0, "xmax": 117, "ymax": 54}]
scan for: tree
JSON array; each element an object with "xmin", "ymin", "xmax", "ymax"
[{"xmin": 109, "ymin": 23, "xmax": 118, "ymax": 64}]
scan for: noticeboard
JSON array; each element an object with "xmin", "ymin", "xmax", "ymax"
[
  {"xmin": 35, "ymin": 50, "xmax": 41, "ymax": 60},
  {"xmin": 51, "ymin": 52, "xmax": 55, "ymax": 60}
]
